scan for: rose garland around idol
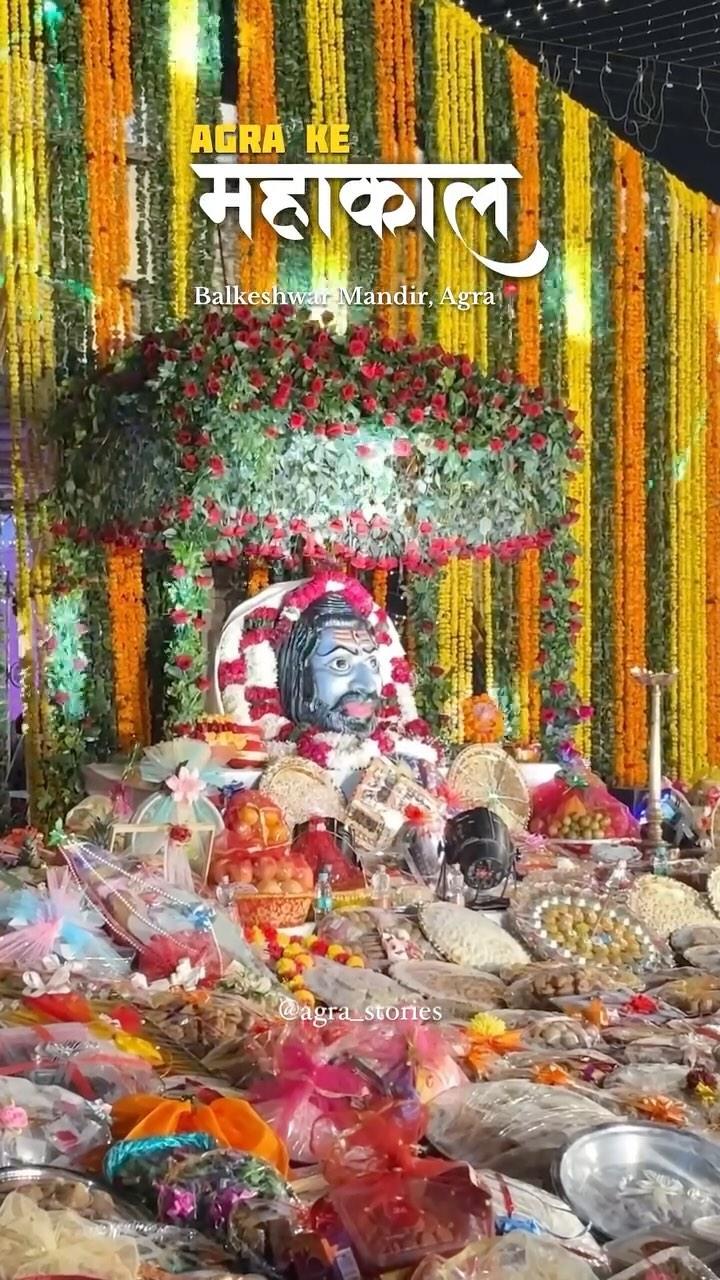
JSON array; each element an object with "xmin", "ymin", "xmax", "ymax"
[{"xmin": 218, "ymin": 571, "xmax": 439, "ymax": 772}]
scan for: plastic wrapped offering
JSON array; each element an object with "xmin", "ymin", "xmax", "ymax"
[
  {"xmin": 157, "ymin": 1148, "xmax": 298, "ymax": 1276},
  {"xmin": 0, "ymin": 1023, "xmax": 159, "ymax": 1102},
  {"xmin": 529, "ymin": 766, "xmax": 639, "ymax": 844},
  {"xmin": 248, "ymin": 1023, "xmax": 368, "ymax": 1164},
  {"xmin": 410, "ymin": 1234, "xmax": 599, "ymax": 1280},
  {"xmin": 0, "ymin": 1191, "xmax": 138, "ymax": 1280},
  {"xmin": 426, "ymin": 1081, "xmax": 618, "ymax": 1184},
  {"xmin": 317, "ymin": 1101, "xmax": 494, "ymax": 1271},
  {"xmin": 62, "ymin": 839, "xmax": 279, "ymax": 985},
  {"xmin": 0, "ymin": 869, "xmax": 129, "ymax": 979},
  {"xmin": 0, "ymin": 1076, "xmax": 110, "ymax": 1167}
]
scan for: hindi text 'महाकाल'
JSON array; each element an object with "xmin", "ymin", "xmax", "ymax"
[{"xmin": 190, "ymin": 161, "xmax": 548, "ymax": 279}]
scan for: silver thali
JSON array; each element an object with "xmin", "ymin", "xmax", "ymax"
[{"xmin": 555, "ymin": 1122, "xmax": 720, "ymax": 1240}]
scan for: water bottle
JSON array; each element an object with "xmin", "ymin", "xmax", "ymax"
[{"xmin": 314, "ymin": 866, "xmax": 333, "ymax": 917}]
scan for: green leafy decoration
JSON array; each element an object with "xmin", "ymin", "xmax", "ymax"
[
  {"xmin": 644, "ymin": 159, "xmax": 672, "ymax": 759},
  {"xmin": 404, "ymin": 571, "xmax": 451, "ymax": 735},
  {"xmin": 46, "ymin": 0, "xmax": 92, "ymax": 366},
  {"xmin": 47, "ymin": 305, "xmax": 582, "ymax": 750},
  {"xmin": 538, "ymin": 73, "xmax": 564, "ymax": 395},
  {"xmin": 271, "ymin": 0, "xmax": 312, "ymax": 291}
]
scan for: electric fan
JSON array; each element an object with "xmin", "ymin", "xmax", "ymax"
[{"xmin": 437, "ymin": 806, "xmax": 516, "ymax": 909}]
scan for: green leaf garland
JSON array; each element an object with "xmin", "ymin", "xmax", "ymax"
[{"xmin": 589, "ymin": 117, "xmax": 615, "ymax": 777}]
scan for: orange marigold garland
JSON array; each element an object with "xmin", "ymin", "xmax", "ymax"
[
  {"xmin": 237, "ymin": 0, "xmax": 278, "ymax": 292},
  {"xmin": 371, "ymin": 569, "xmax": 388, "ymax": 610},
  {"xmin": 83, "ymin": 0, "xmax": 132, "ymax": 355},
  {"xmin": 612, "ymin": 143, "xmax": 647, "ymax": 785},
  {"xmin": 106, "ymin": 546, "xmax": 151, "ymax": 751},
  {"xmin": 247, "ymin": 564, "xmax": 270, "ymax": 597}
]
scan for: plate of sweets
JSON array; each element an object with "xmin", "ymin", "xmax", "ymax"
[{"xmin": 188, "ymin": 715, "xmax": 267, "ymax": 768}]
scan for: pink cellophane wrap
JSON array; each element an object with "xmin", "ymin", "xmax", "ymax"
[
  {"xmin": 313, "ymin": 1100, "xmax": 493, "ymax": 1271},
  {"xmin": 319, "ymin": 1020, "xmax": 469, "ymax": 1102},
  {"xmin": 0, "ymin": 868, "xmax": 105, "ymax": 970},
  {"xmin": 249, "ymin": 1023, "xmax": 368, "ymax": 1163}
]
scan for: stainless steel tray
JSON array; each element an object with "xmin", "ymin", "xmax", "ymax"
[{"xmin": 555, "ymin": 1121, "xmax": 720, "ymax": 1241}]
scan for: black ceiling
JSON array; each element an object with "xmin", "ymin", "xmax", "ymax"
[{"xmin": 472, "ymin": 0, "xmax": 720, "ymax": 200}]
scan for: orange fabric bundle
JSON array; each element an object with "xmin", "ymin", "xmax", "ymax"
[{"xmin": 111, "ymin": 1093, "xmax": 289, "ymax": 1176}]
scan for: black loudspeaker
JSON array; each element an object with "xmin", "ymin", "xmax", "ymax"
[{"xmin": 438, "ymin": 806, "xmax": 515, "ymax": 909}]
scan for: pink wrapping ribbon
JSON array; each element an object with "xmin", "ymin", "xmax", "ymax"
[{"xmin": 250, "ymin": 1029, "xmax": 367, "ymax": 1147}]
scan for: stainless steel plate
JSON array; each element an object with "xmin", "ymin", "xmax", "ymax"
[
  {"xmin": 556, "ymin": 1122, "xmax": 720, "ymax": 1240},
  {"xmin": 0, "ymin": 1162, "xmax": 150, "ymax": 1223}
]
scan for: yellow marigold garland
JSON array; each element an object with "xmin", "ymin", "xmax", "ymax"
[
  {"xmin": 106, "ymin": 547, "xmax": 151, "ymax": 752},
  {"xmin": 562, "ymin": 99, "xmax": 592, "ymax": 758},
  {"xmin": 306, "ymin": 0, "xmax": 348, "ymax": 293},
  {"xmin": 707, "ymin": 208, "xmax": 720, "ymax": 765},
  {"xmin": 692, "ymin": 196, "xmax": 708, "ymax": 778},
  {"xmin": 460, "ymin": 558, "xmax": 473, "ymax": 716},
  {"xmin": 437, "ymin": 562, "xmax": 452, "ymax": 732},
  {"xmin": 1, "ymin": 0, "xmax": 45, "ymax": 813},
  {"xmin": 471, "ymin": 22, "xmax": 487, "ymax": 365},
  {"xmin": 168, "ymin": 0, "xmax": 199, "ymax": 317},
  {"xmin": 667, "ymin": 182, "xmax": 680, "ymax": 770}
]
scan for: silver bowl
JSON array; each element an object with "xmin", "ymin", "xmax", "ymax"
[{"xmin": 555, "ymin": 1122, "xmax": 720, "ymax": 1240}]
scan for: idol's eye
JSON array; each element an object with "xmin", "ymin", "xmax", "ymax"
[
  {"xmin": 368, "ymin": 655, "xmax": 379, "ymax": 672},
  {"xmin": 329, "ymin": 656, "xmax": 351, "ymax": 673}
]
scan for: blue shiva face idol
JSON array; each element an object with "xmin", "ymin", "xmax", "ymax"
[
  {"xmin": 276, "ymin": 594, "xmax": 383, "ymax": 737},
  {"xmin": 308, "ymin": 621, "xmax": 382, "ymax": 736}
]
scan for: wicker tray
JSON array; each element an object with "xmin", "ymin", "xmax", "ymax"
[
  {"xmin": 447, "ymin": 745, "xmax": 530, "ymax": 831},
  {"xmin": 260, "ymin": 758, "xmax": 346, "ymax": 831}
]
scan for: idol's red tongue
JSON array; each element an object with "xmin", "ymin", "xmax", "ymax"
[{"xmin": 344, "ymin": 700, "xmax": 373, "ymax": 718}]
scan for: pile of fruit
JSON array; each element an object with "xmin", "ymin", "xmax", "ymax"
[
  {"xmin": 245, "ymin": 925, "xmax": 365, "ymax": 1008},
  {"xmin": 529, "ymin": 769, "xmax": 639, "ymax": 844},
  {"xmin": 530, "ymin": 795, "xmax": 617, "ymax": 841},
  {"xmin": 211, "ymin": 848, "xmax": 314, "ymax": 894},
  {"xmin": 211, "ymin": 792, "xmax": 315, "ymax": 894}
]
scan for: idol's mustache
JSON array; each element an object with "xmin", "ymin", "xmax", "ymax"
[{"xmin": 334, "ymin": 691, "xmax": 381, "ymax": 712}]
